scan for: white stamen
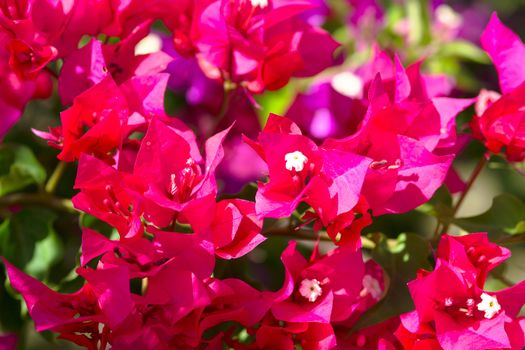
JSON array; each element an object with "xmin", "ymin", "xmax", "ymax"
[
  {"xmin": 250, "ymin": 0, "xmax": 268, "ymax": 8},
  {"xmin": 387, "ymin": 159, "xmax": 402, "ymax": 170},
  {"xmin": 362, "ymin": 275, "xmax": 382, "ymax": 300},
  {"xmin": 331, "ymin": 71, "xmax": 364, "ymax": 99},
  {"xmin": 169, "ymin": 174, "xmax": 178, "ymax": 196},
  {"xmin": 285, "ymin": 151, "xmax": 308, "ymax": 172},
  {"xmin": 477, "ymin": 293, "xmax": 501, "ymax": 319},
  {"xmin": 299, "ymin": 278, "xmax": 323, "ymax": 302}
]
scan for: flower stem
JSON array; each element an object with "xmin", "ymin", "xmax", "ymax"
[
  {"xmin": 45, "ymin": 161, "xmax": 67, "ymax": 194},
  {"xmin": 438, "ymin": 154, "xmax": 489, "ymax": 237},
  {"xmin": 497, "ymin": 233, "xmax": 525, "ymax": 245},
  {"xmin": 209, "ymin": 82, "xmax": 236, "ymax": 135},
  {"xmin": 263, "ymin": 226, "xmax": 376, "ymax": 249},
  {"xmin": 0, "ymin": 192, "xmax": 77, "ymax": 214}
]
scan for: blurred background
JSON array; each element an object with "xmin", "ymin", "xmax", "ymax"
[{"xmin": 2, "ymin": 0, "xmax": 525, "ymax": 348}]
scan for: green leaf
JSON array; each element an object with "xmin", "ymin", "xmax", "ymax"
[
  {"xmin": 352, "ymin": 233, "xmax": 432, "ymax": 330},
  {"xmin": 417, "ymin": 186, "xmax": 453, "ymax": 220},
  {"xmin": 25, "ymin": 231, "xmax": 64, "ymax": 280},
  {"xmin": 0, "ymin": 267, "xmax": 23, "ymax": 332},
  {"xmin": 437, "ymin": 40, "xmax": 490, "ymax": 64},
  {"xmin": 0, "ymin": 208, "xmax": 57, "ymax": 268},
  {"xmin": 453, "ymin": 194, "xmax": 525, "ymax": 237},
  {"xmin": 80, "ymin": 213, "xmax": 114, "ymax": 237},
  {"xmin": 219, "ymin": 182, "xmax": 257, "ymax": 201},
  {"xmin": 0, "ymin": 144, "xmax": 46, "ymax": 196},
  {"xmin": 255, "ymin": 84, "xmax": 295, "ymax": 126}
]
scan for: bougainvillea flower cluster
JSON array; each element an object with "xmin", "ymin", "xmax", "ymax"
[
  {"xmin": 397, "ymin": 233, "xmax": 525, "ymax": 349},
  {"xmin": 1, "ymin": 1, "xmax": 525, "ymax": 349},
  {"xmin": 471, "ymin": 13, "xmax": 525, "ymax": 161}
]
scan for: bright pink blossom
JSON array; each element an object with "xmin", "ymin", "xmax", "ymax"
[
  {"xmin": 323, "ymin": 59, "xmax": 473, "ymax": 215},
  {"xmin": 35, "ymin": 76, "xmax": 129, "ymax": 162},
  {"xmin": 471, "ymin": 13, "xmax": 525, "ymax": 161},
  {"xmin": 272, "ymin": 241, "xmax": 365, "ymax": 323},
  {"xmin": 58, "ymin": 39, "xmax": 108, "ymax": 106},
  {"xmin": 0, "ymin": 0, "xmax": 121, "ymax": 138},
  {"xmin": 7, "ymin": 38, "xmax": 57, "ymax": 79},
  {"xmin": 334, "ymin": 260, "xmax": 386, "ymax": 329},
  {"xmin": 2, "ymin": 258, "xmax": 133, "ymax": 349},
  {"xmin": 480, "ymin": 13, "xmax": 525, "ymax": 95},
  {"xmin": 58, "ymin": 23, "xmax": 172, "ymax": 106},
  {"xmin": 191, "ymin": 0, "xmax": 339, "ymax": 92},
  {"xmin": 246, "ymin": 114, "xmax": 371, "ymax": 247},
  {"xmin": 73, "ymin": 154, "xmax": 145, "ymax": 239},
  {"xmin": 437, "ymin": 233, "xmax": 511, "ymax": 288},
  {"xmin": 255, "ymin": 315, "xmax": 337, "ymax": 350},
  {"xmin": 0, "ymin": 29, "xmax": 53, "ymax": 140},
  {"xmin": 400, "ymin": 258, "xmax": 525, "ymax": 349},
  {"xmin": 201, "ymin": 278, "xmax": 274, "ymax": 333},
  {"xmin": 181, "ymin": 196, "xmax": 266, "ymax": 259},
  {"xmin": 133, "ymin": 118, "xmax": 230, "ymax": 227},
  {"xmin": 72, "ymin": 116, "xmax": 231, "ymax": 237},
  {"xmin": 335, "ymin": 316, "xmax": 401, "ymax": 349}
]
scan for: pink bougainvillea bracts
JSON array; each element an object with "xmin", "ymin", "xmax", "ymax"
[
  {"xmin": 1, "ymin": 2, "xmax": 525, "ymax": 350},
  {"xmin": 472, "ymin": 12, "xmax": 525, "ymax": 161}
]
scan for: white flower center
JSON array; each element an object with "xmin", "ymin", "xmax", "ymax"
[
  {"xmin": 477, "ymin": 293, "xmax": 501, "ymax": 319},
  {"xmin": 285, "ymin": 151, "xmax": 308, "ymax": 172},
  {"xmin": 362, "ymin": 275, "xmax": 382, "ymax": 300},
  {"xmin": 331, "ymin": 71, "xmax": 364, "ymax": 99},
  {"xmin": 250, "ymin": 0, "xmax": 268, "ymax": 8},
  {"xmin": 299, "ymin": 278, "xmax": 323, "ymax": 302}
]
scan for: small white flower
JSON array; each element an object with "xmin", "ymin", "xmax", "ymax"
[
  {"xmin": 299, "ymin": 278, "xmax": 323, "ymax": 302},
  {"xmin": 250, "ymin": 0, "xmax": 268, "ymax": 9},
  {"xmin": 477, "ymin": 293, "xmax": 501, "ymax": 319},
  {"xmin": 331, "ymin": 71, "xmax": 364, "ymax": 99},
  {"xmin": 285, "ymin": 151, "xmax": 308, "ymax": 172}
]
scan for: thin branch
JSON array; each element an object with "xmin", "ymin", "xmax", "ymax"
[
  {"xmin": 45, "ymin": 161, "xmax": 68, "ymax": 194},
  {"xmin": 209, "ymin": 82, "xmax": 236, "ymax": 135},
  {"xmin": 264, "ymin": 226, "xmax": 332, "ymax": 242},
  {"xmin": 0, "ymin": 192, "xmax": 78, "ymax": 215},
  {"xmin": 438, "ymin": 155, "xmax": 488, "ymax": 237},
  {"xmin": 263, "ymin": 225, "xmax": 376, "ymax": 249},
  {"xmin": 497, "ymin": 234, "xmax": 525, "ymax": 246},
  {"xmin": 492, "ymin": 270, "xmax": 514, "ymax": 287}
]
